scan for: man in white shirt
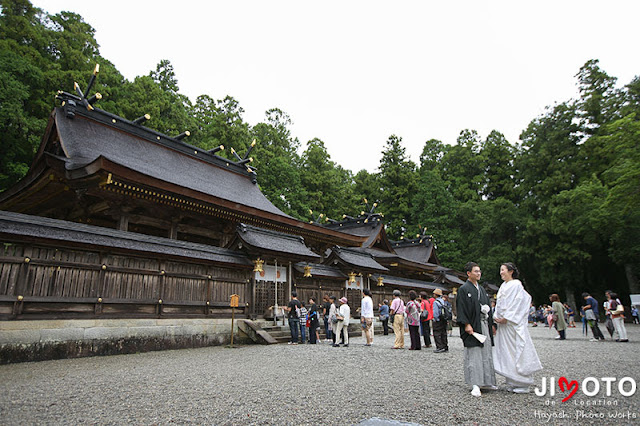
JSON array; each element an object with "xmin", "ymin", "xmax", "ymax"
[
  {"xmin": 333, "ymin": 297, "xmax": 351, "ymax": 347},
  {"xmin": 361, "ymin": 288, "xmax": 375, "ymax": 346}
]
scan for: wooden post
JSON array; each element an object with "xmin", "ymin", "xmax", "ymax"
[{"xmin": 230, "ymin": 294, "xmax": 239, "ymax": 347}]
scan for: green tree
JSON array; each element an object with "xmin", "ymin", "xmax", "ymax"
[
  {"xmin": 480, "ymin": 130, "xmax": 516, "ymax": 200},
  {"xmin": 439, "ymin": 130, "xmax": 484, "ymax": 202},
  {"xmin": 377, "ymin": 135, "xmax": 417, "ymax": 238},
  {"xmin": 412, "ymin": 167, "xmax": 462, "ymax": 267},
  {"xmin": 0, "ymin": 0, "xmax": 115, "ymax": 190},
  {"xmin": 250, "ymin": 108, "xmax": 307, "ymax": 219},
  {"xmin": 300, "ymin": 138, "xmax": 356, "ymax": 222},
  {"xmin": 419, "ymin": 138, "xmax": 446, "ymax": 171},
  {"xmin": 575, "ymin": 59, "xmax": 621, "ymax": 133},
  {"xmin": 190, "ymin": 94, "xmax": 250, "ymax": 153},
  {"xmin": 116, "ymin": 60, "xmax": 195, "ymax": 136},
  {"xmin": 352, "ymin": 169, "xmax": 380, "ymax": 219}
]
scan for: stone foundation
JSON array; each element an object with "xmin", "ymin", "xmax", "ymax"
[{"xmin": 0, "ymin": 318, "xmax": 248, "ymax": 364}]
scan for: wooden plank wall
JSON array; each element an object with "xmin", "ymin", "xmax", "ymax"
[{"xmin": 0, "ymin": 240, "xmax": 250, "ymax": 320}]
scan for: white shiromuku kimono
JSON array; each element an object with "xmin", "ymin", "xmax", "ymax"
[{"xmin": 493, "ymin": 279, "xmax": 542, "ymax": 385}]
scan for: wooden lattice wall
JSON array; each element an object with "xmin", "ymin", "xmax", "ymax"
[{"xmin": 0, "ymin": 241, "xmax": 250, "ymax": 320}]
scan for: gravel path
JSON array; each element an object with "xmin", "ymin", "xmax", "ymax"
[{"xmin": 1, "ymin": 323, "xmax": 639, "ymax": 425}]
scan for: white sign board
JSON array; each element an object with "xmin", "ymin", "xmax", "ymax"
[
  {"xmin": 346, "ymin": 275, "xmax": 363, "ymax": 290},
  {"xmin": 630, "ymin": 294, "xmax": 640, "ymax": 306},
  {"xmin": 255, "ymin": 265, "xmax": 287, "ymax": 282}
]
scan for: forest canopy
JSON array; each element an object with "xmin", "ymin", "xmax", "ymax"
[{"xmin": 1, "ymin": 0, "xmax": 638, "ymax": 307}]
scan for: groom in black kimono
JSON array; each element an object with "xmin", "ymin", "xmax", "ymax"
[{"xmin": 456, "ymin": 261, "xmax": 497, "ymax": 397}]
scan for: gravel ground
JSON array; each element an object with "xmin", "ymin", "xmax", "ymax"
[{"xmin": 0, "ymin": 323, "xmax": 639, "ymax": 425}]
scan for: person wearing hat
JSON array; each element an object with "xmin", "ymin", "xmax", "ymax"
[
  {"xmin": 390, "ymin": 289, "xmax": 406, "ymax": 349},
  {"xmin": 432, "ymin": 288, "xmax": 450, "ymax": 353},
  {"xmin": 333, "ymin": 297, "xmax": 351, "ymax": 347}
]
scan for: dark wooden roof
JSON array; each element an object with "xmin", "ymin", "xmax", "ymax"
[
  {"xmin": 0, "ymin": 105, "xmax": 366, "ymax": 248},
  {"xmin": 324, "ymin": 215, "xmax": 395, "ymax": 252},
  {"xmin": 53, "ymin": 109, "xmax": 289, "ymax": 218},
  {"xmin": 371, "ymin": 274, "xmax": 450, "ymax": 293},
  {"xmin": 444, "ymin": 273, "xmax": 466, "ymax": 286},
  {"xmin": 0, "ymin": 210, "xmax": 251, "ymax": 266},
  {"xmin": 230, "ymin": 223, "xmax": 321, "ymax": 262},
  {"xmin": 326, "ymin": 246, "xmax": 388, "ymax": 272},
  {"xmin": 391, "ymin": 237, "xmax": 440, "ymax": 265},
  {"xmin": 484, "ymin": 283, "xmax": 500, "ymax": 293}
]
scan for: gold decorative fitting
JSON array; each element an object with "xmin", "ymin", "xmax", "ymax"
[
  {"xmin": 452, "ymin": 287, "xmax": 458, "ymax": 296},
  {"xmin": 93, "ymin": 64, "xmax": 100, "ymax": 75},
  {"xmin": 160, "ymin": 270, "xmax": 165, "ymax": 275},
  {"xmin": 208, "ymin": 275, "xmax": 212, "ymax": 280},
  {"xmin": 377, "ymin": 276, "xmax": 384, "ymax": 287},
  {"xmin": 303, "ymin": 265, "xmax": 312, "ymax": 278},
  {"xmin": 206, "ymin": 301, "xmax": 210, "ymax": 305},
  {"xmin": 348, "ymin": 272, "xmax": 357, "ymax": 283},
  {"xmin": 101, "ymin": 264, "xmax": 107, "ymax": 270},
  {"xmin": 17, "ymin": 295, "xmax": 24, "ymax": 301},
  {"xmin": 112, "ymin": 119, "xmax": 116, "ymax": 123},
  {"xmin": 158, "ymin": 299, "xmax": 163, "ymax": 304},
  {"xmin": 24, "ymin": 257, "xmax": 30, "ymax": 263},
  {"xmin": 253, "ymin": 258, "xmax": 264, "ymax": 273},
  {"xmin": 97, "ymin": 297, "xmax": 102, "ymax": 303}
]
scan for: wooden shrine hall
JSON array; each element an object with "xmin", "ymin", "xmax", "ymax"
[{"xmin": 0, "ymin": 69, "xmax": 465, "ymax": 362}]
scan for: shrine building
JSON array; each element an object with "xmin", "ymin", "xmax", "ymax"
[{"xmin": 0, "ymin": 69, "xmax": 465, "ymax": 362}]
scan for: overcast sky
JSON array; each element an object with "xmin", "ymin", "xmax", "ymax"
[{"xmin": 36, "ymin": 1, "xmax": 640, "ymax": 173}]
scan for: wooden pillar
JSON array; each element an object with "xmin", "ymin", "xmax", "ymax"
[
  {"xmin": 118, "ymin": 214, "xmax": 129, "ymax": 231},
  {"xmin": 169, "ymin": 219, "xmax": 179, "ymax": 240},
  {"xmin": 157, "ymin": 260, "xmax": 166, "ymax": 316},
  {"xmin": 11, "ymin": 247, "xmax": 32, "ymax": 317}
]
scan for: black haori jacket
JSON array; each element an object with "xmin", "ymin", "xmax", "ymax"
[{"xmin": 456, "ymin": 280, "xmax": 495, "ymax": 348}]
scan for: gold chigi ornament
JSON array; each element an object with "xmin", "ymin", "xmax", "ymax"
[{"xmin": 253, "ymin": 258, "xmax": 264, "ymax": 273}]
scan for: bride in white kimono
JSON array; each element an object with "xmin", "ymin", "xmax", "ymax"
[{"xmin": 493, "ymin": 262, "xmax": 543, "ymax": 393}]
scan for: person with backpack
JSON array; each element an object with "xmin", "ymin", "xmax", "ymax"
[
  {"xmin": 286, "ymin": 291, "xmax": 302, "ymax": 345},
  {"xmin": 406, "ymin": 290, "xmax": 422, "ymax": 350},
  {"xmin": 432, "ymin": 288, "xmax": 451, "ymax": 353},
  {"xmin": 607, "ymin": 292, "xmax": 628, "ymax": 342},
  {"xmin": 419, "ymin": 291, "xmax": 433, "ymax": 348},
  {"xmin": 308, "ymin": 297, "xmax": 320, "ymax": 344}
]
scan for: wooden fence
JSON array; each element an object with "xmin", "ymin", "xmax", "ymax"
[{"xmin": 0, "ymin": 241, "xmax": 251, "ymax": 320}]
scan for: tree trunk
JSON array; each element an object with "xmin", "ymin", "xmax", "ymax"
[
  {"xmin": 566, "ymin": 292, "xmax": 577, "ymax": 312},
  {"xmin": 625, "ymin": 264, "xmax": 640, "ymax": 294}
]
